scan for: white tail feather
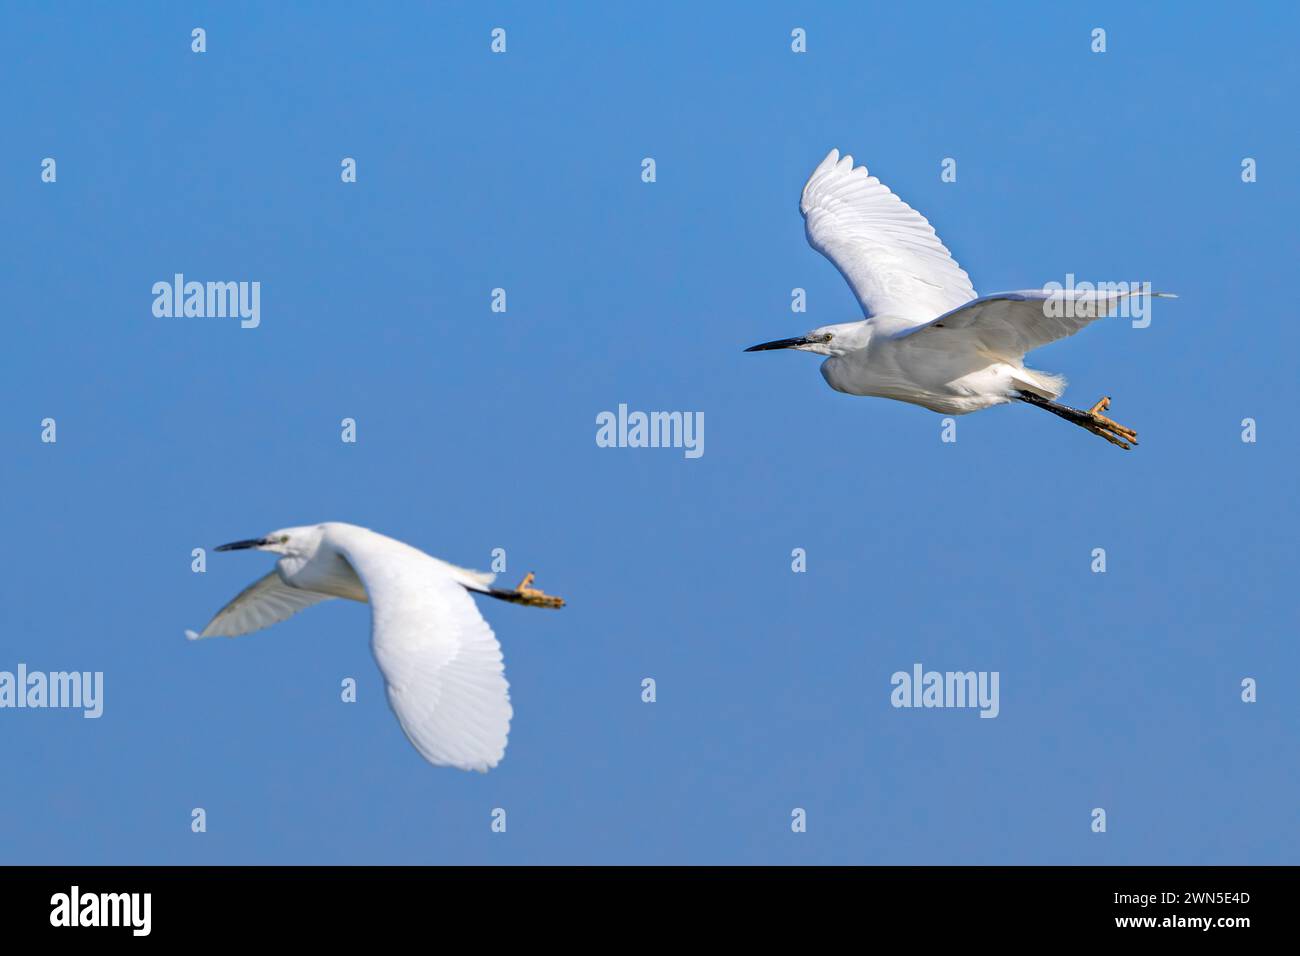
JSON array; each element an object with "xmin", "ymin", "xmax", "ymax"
[{"xmin": 1012, "ymin": 368, "xmax": 1067, "ymax": 400}]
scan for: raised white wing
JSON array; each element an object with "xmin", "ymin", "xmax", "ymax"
[
  {"xmin": 802, "ymin": 149, "xmax": 976, "ymax": 328},
  {"xmin": 331, "ymin": 526, "xmax": 511, "ymax": 772},
  {"xmin": 894, "ymin": 288, "xmax": 1177, "ymax": 356},
  {"xmin": 196, "ymin": 570, "xmax": 333, "ymax": 639}
]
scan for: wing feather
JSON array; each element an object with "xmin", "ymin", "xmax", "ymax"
[
  {"xmin": 893, "ymin": 288, "xmax": 1177, "ymax": 356},
  {"xmin": 196, "ymin": 570, "xmax": 333, "ymax": 639},
  {"xmin": 801, "ymin": 149, "xmax": 976, "ymax": 326},
  {"xmin": 329, "ymin": 526, "xmax": 512, "ymax": 772}
]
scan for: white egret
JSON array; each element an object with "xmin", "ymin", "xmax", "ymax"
[
  {"xmin": 190, "ymin": 522, "xmax": 563, "ymax": 772},
  {"xmin": 746, "ymin": 149, "xmax": 1176, "ymax": 448}
]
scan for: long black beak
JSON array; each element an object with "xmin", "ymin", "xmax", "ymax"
[
  {"xmin": 214, "ymin": 538, "xmax": 267, "ymax": 552},
  {"xmin": 744, "ymin": 336, "xmax": 808, "ymax": 352}
]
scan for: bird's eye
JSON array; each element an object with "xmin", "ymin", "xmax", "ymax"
[{"xmin": 277, "ymin": 535, "xmax": 290, "ymax": 544}]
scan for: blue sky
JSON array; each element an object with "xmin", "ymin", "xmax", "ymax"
[{"xmin": 3, "ymin": 1, "xmax": 1297, "ymax": 864}]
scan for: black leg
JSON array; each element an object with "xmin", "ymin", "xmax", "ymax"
[
  {"xmin": 1014, "ymin": 391, "xmax": 1138, "ymax": 450},
  {"xmin": 1015, "ymin": 390, "xmax": 1091, "ymax": 424},
  {"xmin": 469, "ymin": 573, "xmax": 565, "ymax": 609},
  {"xmin": 480, "ymin": 586, "xmax": 551, "ymax": 606}
]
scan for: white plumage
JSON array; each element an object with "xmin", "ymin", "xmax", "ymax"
[
  {"xmin": 802, "ymin": 148, "xmax": 976, "ymax": 327},
  {"xmin": 748, "ymin": 149, "xmax": 1174, "ymax": 447},
  {"xmin": 193, "ymin": 522, "xmax": 562, "ymax": 772}
]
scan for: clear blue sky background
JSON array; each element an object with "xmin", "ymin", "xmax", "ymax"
[{"xmin": 3, "ymin": 2, "xmax": 1296, "ymax": 865}]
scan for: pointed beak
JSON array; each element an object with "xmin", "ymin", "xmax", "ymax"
[
  {"xmin": 744, "ymin": 336, "xmax": 809, "ymax": 352},
  {"xmin": 214, "ymin": 538, "xmax": 267, "ymax": 552}
]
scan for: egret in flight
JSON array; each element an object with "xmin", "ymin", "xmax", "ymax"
[
  {"xmin": 190, "ymin": 522, "xmax": 563, "ymax": 772},
  {"xmin": 745, "ymin": 149, "xmax": 1175, "ymax": 448}
]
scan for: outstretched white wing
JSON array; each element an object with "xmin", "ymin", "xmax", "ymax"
[
  {"xmin": 331, "ymin": 526, "xmax": 512, "ymax": 772},
  {"xmin": 894, "ymin": 289, "xmax": 1177, "ymax": 357},
  {"xmin": 801, "ymin": 149, "xmax": 976, "ymax": 327},
  {"xmin": 196, "ymin": 570, "xmax": 334, "ymax": 639}
]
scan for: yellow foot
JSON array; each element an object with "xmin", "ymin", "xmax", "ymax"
[
  {"xmin": 1084, "ymin": 396, "xmax": 1139, "ymax": 450},
  {"xmin": 512, "ymin": 572, "xmax": 565, "ymax": 609}
]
